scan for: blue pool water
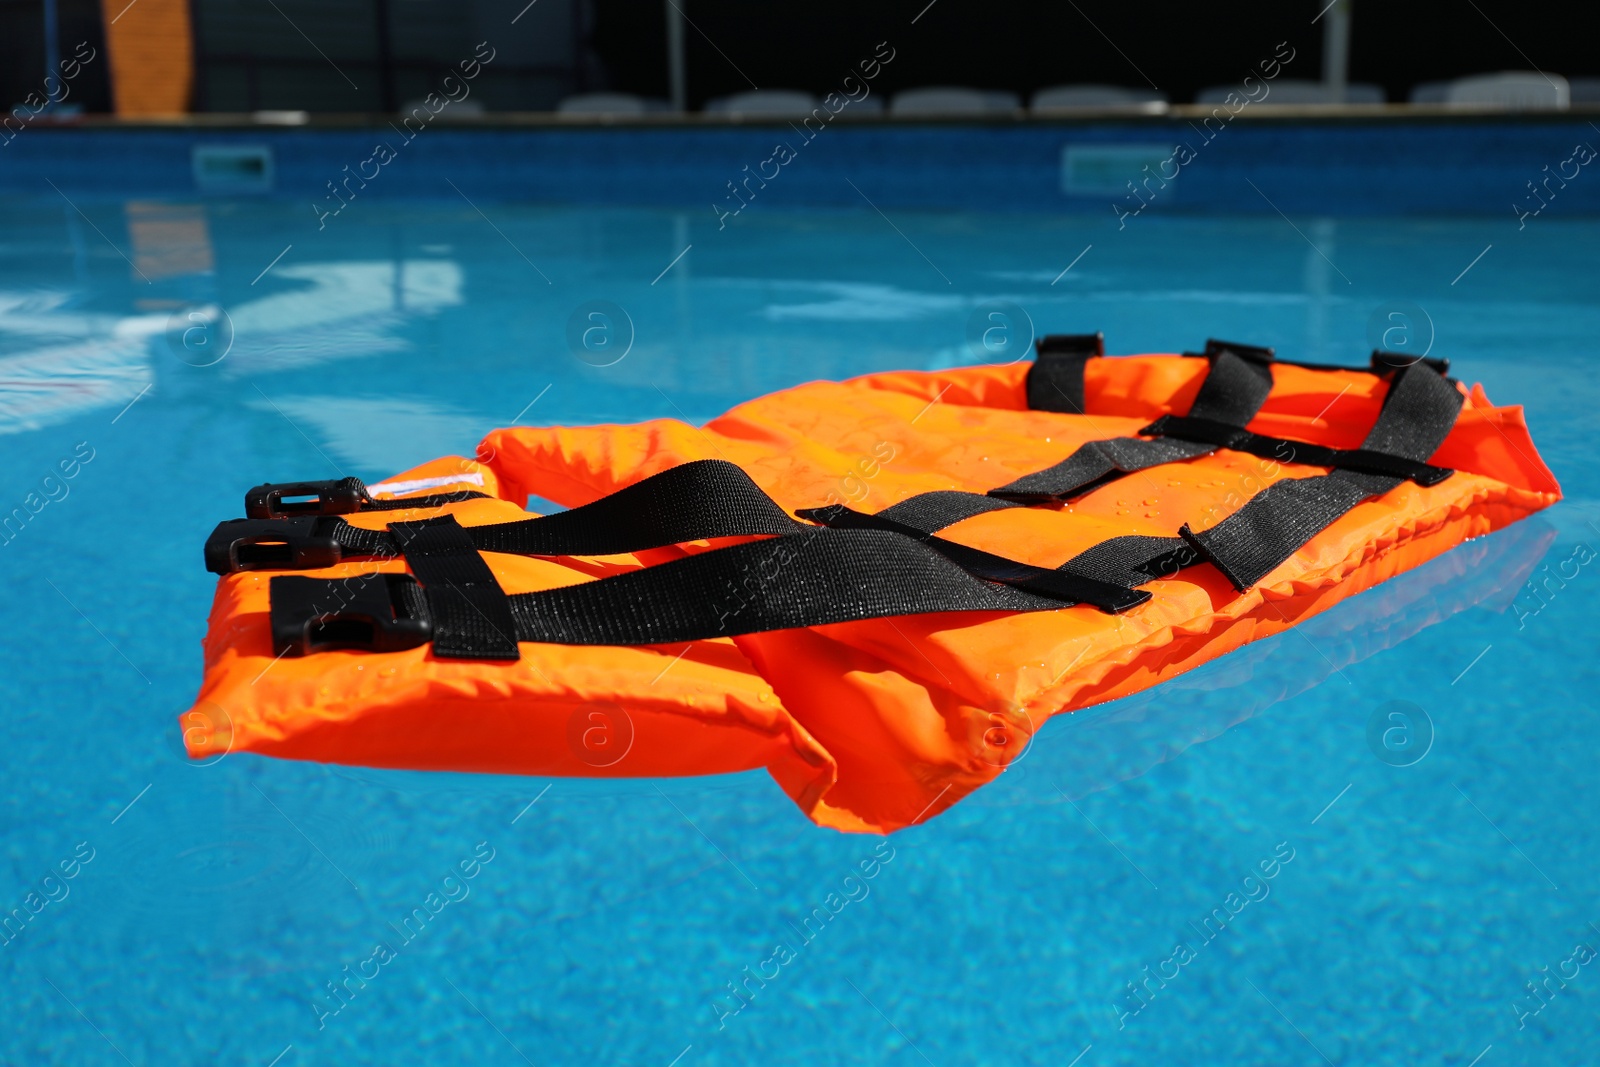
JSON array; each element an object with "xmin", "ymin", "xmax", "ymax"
[{"xmin": 1, "ymin": 192, "xmax": 1598, "ymax": 1067}]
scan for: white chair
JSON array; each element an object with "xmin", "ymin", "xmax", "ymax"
[
  {"xmin": 1031, "ymin": 84, "xmax": 1168, "ymax": 112},
  {"xmin": 1445, "ymin": 72, "xmax": 1570, "ymax": 110},
  {"xmin": 1195, "ymin": 79, "xmax": 1385, "ymax": 104},
  {"xmin": 556, "ymin": 93, "xmax": 670, "ymax": 116},
  {"xmin": 889, "ymin": 87, "xmax": 1020, "ymax": 115},
  {"xmin": 703, "ymin": 90, "xmax": 819, "ymax": 117},
  {"xmin": 1571, "ymin": 77, "xmax": 1600, "ymax": 105}
]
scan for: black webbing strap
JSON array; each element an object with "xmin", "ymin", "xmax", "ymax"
[
  {"xmin": 213, "ymin": 456, "xmax": 1136, "ymax": 611},
  {"xmin": 1059, "ymin": 535, "xmax": 1201, "ymax": 589},
  {"xmin": 1138, "ymin": 415, "xmax": 1454, "ymax": 486},
  {"xmin": 986, "ymin": 436, "xmax": 1212, "ymax": 505},
  {"xmin": 258, "ymin": 469, "xmax": 1150, "ymax": 658},
  {"xmin": 795, "ymin": 504, "xmax": 1149, "ymax": 612},
  {"xmin": 1179, "ymin": 362, "xmax": 1464, "ymax": 590},
  {"xmin": 471, "ymin": 459, "xmax": 799, "ymax": 555},
  {"xmin": 1182, "ymin": 338, "xmax": 1276, "ymax": 367},
  {"xmin": 391, "ymin": 515, "xmax": 521, "ymax": 660},
  {"xmin": 1025, "ymin": 333, "xmax": 1104, "ymax": 413},
  {"xmin": 1186, "ymin": 344, "xmax": 1278, "ymax": 421},
  {"xmin": 875, "ymin": 491, "xmax": 1021, "ymax": 534},
  {"xmin": 504, "ymin": 527, "xmax": 1075, "ymax": 645},
  {"xmin": 1049, "ymin": 363, "xmax": 1464, "ymax": 594},
  {"xmin": 207, "ymin": 460, "xmax": 799, "ymax": 575},
  {"xmin": 868, "ymin": 348, "xmax": 1276, "ymax": 534},
  {"xmin": 270, "ymin": 528, "xmax": 1077, "ymax": 655},
  {"xmin": 994, "ymin": 347, "xmax": 1276, "ymax": 504},
  {"xmin": 263, "ymin": 365, "xmax": 1463, "ymax": 654},
  {"xmin": 1051, "ymin": 363, "xmax": 1462, "ymax": 594}
]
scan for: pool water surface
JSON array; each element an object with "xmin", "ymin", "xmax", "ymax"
[{"xmin": 0, "ymin": 196, "xmax": 1597, "ymax": 1066}]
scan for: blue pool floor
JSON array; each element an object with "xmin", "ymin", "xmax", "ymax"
[{"xmin": 0, "ymin": 195, "xmax": 1597, "ymax": 1065}]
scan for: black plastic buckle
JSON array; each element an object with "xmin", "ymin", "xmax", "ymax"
[
  {"xmin": 205, "ymin": 516, "xmax": 343, "ymax": 575},
  {"xmin": 245, "ymin": 477, "xmax": 370, "ymax": 520},
  {"xmin": 1370, "ymin": 349, "xmax": 1450, "ymax": 376},
  {"xmin": 269, "ymin": 574, "xmax": 433, "ymax": 655},
  {"xmin": 1034, "ymin": 332, "xmax": 1105, "ymax": 359}
]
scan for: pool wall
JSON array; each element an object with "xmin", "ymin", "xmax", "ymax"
[{"xmin": 6, "ymin": 116, "xmax": 1600, "ymax": 220}]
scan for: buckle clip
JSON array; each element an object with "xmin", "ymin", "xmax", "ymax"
[
  {"xmin": 205, "ymin": 516, "xmax": 343, "ymax": 575},
  {"xmin": 245, "ymin": 477, "xmax": 370, "ymax": 520},
  {"xmin": 269, "ymin": 574, "xmax": 433, "ymax": 655}
]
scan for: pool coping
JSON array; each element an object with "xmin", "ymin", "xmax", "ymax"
[
  {"xmin": 11, "ymin": 109, "xmax": 1600, "ymax": 217},
  {"xmin": 21, "ymin": 104, "xmax": 1600, "ymax": 132}
]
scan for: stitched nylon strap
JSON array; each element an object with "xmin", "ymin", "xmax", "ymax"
[
  {"xmin": 392, "ymin": 515, "xmax": 521, "ymax": 660},
  {"xmin": 986, "ymin": 436, "xmax": 1212, "ymax": 505},
  {"xmin": 1178, "ymin": 360, "xmax": 1464, "ymax": 590},
  {"xmin": 469, "ymin": 459, "xmax": 798, "ymax": 555},
  {"xmin": 1139, "ymin": 415, "xmax": 1454, "ymax": 486},
  {"xmin": 993, "ymin": 348, "xmax": 1275, "ymax": 502},
  {"xmin": 796, "ymin": 504, "xmax": 1149, "ymax": 612},
  {"xmin": 269, "ymin": 524, "xmax": 1137, "ymax": 656},
  {"xmin": 1025, "ymin": 333, "xmax": 1104, "ymax": 413},
  {"xmin": 1058, "ymin": 535, "xmax": 1203, "ymax": 588},
  {"xmin": 266, "ymin": 460, "xmax": 802, "ymax": 562},
  {"xmin": 877, "ymin": 348, "xmax": 1275, "ymax": 534},
  {"xmin": 830, "ymin": 363, "xmax": 1461, "ymax": 599},
  {"xmin": 260, "ymin": 361, "xmax": 1463, "ymax": 654},
  {"xmin": 505, "ymin": 527, "xmax": 1075, "ymax": 645},
  {"xmin": 874, "ymin": 491, "xmax": 1021, "ymax": 533}
]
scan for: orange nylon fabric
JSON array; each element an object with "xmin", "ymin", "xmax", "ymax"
[{"xmin": 187, "ymin": 356, "xmax": 1560, "ymax": 834}]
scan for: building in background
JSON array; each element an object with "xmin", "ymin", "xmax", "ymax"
[{"xmin": 2, "ymin": 0, "xmax": 1597, "ymax": 116}]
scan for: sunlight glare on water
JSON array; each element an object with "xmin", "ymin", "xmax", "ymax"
[{"xmin": 0, "ymin": 196, "xmax": 1595, "ymax": 1066}]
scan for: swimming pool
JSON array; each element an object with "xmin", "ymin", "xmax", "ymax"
[{"xmin": 1, "ymin": 190, "xmax": 1596, "ymax": 1066}]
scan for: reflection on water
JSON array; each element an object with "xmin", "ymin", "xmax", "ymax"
[
  {"xmin": 1025, "ymin": 517, "xmax": 1556, "ymax": 802},
  {"xmin": 0, "ymin": 195, "xmax": 1591, "ymax": 1067},
  {"xmin": 221, "ymin": 260, "xmax": 462, "ymax": 374},
  {"xmin": 0, "ymin": 240, "xmax": 462, "ymax": 435}
]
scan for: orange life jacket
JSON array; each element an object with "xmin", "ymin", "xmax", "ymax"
[{"xmin": 188, "ymin": 337, "xmax": 1559, "ymax": 833}]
